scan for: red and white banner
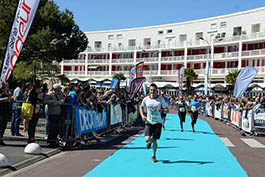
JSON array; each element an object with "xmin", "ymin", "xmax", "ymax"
[
  {"xmin": 230, "ymin": 106, "xmax": 241, "ymax": 127},
  {"xmin": 0, "ymin": 0, "xmax": 40, "ymax": 87},
  {"xmin": 136, "ymin": 61, "xmax": 144, "ymax": 78}
]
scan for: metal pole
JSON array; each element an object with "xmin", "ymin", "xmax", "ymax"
[{"xmin": 200, "ymin": 37, "xmax": 211, "ymax": 95}]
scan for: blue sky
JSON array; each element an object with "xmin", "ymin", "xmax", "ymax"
[{"xmin": 53, "ymin": 0, "xmax": 265, "ymax": 32}]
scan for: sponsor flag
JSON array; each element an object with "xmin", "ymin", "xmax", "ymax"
[
  {"xmin": 178, "ymin": 66, "xmax": 184, "ymax": 95},
  {"xmin": 142, "ymin": 82, "xmax": 147, "ymax": 96},
  {"xmin": 0, "ymin": 0, "xmax": 40, "ymax": 88},
  {"xmin": 129, "ymin": 77, "xmax": 145, "ymax": 99},
  {"xmin": 110, "ymin": 78, "xmax": 119, "ymax": 89},
  {"xmin": 136, "ymin": 61, "xmax": 144, "ymax": 78},
  {"xmin": 234, "ymin": 66, "xmax": 257, "ymax": 98},
  {"xmin": 128, "ymin": 66, "xmax": 136, "ymax": 88}
]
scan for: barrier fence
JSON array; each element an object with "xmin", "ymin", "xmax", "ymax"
[
  {"xmin": 204, "ymin": 102, "xmax": 265, "ymax": 135},
  {"xmin": 0, "ymin": 100, "xmax": 140, "ymax": 149}
]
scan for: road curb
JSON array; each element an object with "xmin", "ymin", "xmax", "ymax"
[
  {"xmin": 0, "ymin": 133, "xmax": 126, "ymax": 176},
  {"xmin": 0, "ymin": 149, "xmax": 61, "ymax": 177}
]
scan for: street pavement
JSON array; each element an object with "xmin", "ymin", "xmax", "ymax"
[
  {"xmin": 0, "ymin": 118, "xmax": 60, "ymax": 176},
  {"xmin": 83, "ymin": 114, "xmax": 248, "ymax": 177},
  {"xmin": 1, "ymin": 112, "xmax": 265, "ymax": 177}
]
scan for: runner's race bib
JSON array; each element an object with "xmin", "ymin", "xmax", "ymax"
[
  {"xmin": 179, "ymin": 107, "xmax": 185, "ymax": 112},
  {"xmin": 191, "ymin": 106, "xmax": 197, "ymax": 112}
]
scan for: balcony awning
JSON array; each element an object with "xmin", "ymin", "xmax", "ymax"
[{"xmin": 249, "ymin": 83, "xmax": 265, "ymax": 88}]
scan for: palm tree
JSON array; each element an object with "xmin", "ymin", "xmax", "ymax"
[
  {"xmin": 225, "ymin": 70, "xmax": 241, "ymax": 91},
  {"xmin": 112, "ymin": 73, "xmax": 126, "ymax": 88},
  {"xmin": 184, "ymin": 68, "xmax": 198, "ymax": 95}
]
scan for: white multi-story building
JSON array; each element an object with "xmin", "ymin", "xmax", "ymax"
[{"xmin": 60, "ymin": 7, "xmax": 265, "ymax": 92}]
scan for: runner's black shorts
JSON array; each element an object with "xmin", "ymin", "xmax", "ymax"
[{"xmin": 144, "ymin": 123, "xmax": 162, "ymax": 139}]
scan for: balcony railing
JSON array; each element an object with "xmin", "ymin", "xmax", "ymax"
[
  {"xmin": 88, "ymin": 59, "xmax": 109, "ymax": 64},
  {"xmin": 84, "ymin": 32, "xmax": 265, "ymax": 53},
  {"xmin": 63, "ymin": 60, "xmax": 85, "ymax": 64},
  {"xmin": 187, "ymin": 54, "xmax": 210, "ymax": 60},
  {"xmin": 143, "ymin": 70, "xmax": 159, "ymax": 75},
  {"xmin": 161, "ymin": 56, "xmax": 184, "ymax": 62},
  {"xmin": 160, "ymin": 70, "xmax": 178, "ymax": 75},
  {"xmin": 112, "ymin": 58, "xmax": 134, "ymax": 63},
  {"xmin": 63, "ymin": 71, "xmax": 86, "ymax": 75},
  {"xmin": 87, "ymin": 71, "xmax": 109, "ymax": 75},
  {"xmin": 136, "ymin": 57, "xmax": 159, "ymax": 63},
  {"xmin": 111, "ymin": 71, "xmax": 130, "ymax": 75},
  {"xmin": 242, "ymin": 49, "xmax": 265, "ymax": 57}
]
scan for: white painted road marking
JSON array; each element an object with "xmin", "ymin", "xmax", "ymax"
[
  {"xmin": 240, "ymin": 138, "xmax": 265, "ymax": 148},
  {"xmin": 220, "ymin": 137, "xmax": 235, "ymax": 147}
]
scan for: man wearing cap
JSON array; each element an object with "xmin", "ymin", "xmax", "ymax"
[{"xmin": 44, "ymin": 84, "xmax": 64, "ymax": 147}]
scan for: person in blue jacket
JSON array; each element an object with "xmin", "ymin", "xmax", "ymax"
[
  {"xmin": 190, "ymin": 96, "xmax": 201, "ymax": 132},
  {"xmin": 64, "ymin": 85, "xmax": 78, "ymax": 138}
]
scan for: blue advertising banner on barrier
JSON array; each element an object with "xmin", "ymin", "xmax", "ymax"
[{"xmin": 75, "ymin": 106, "xmax": 107, "ymax": 136}]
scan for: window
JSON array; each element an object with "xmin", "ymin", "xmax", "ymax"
[
  {"xmin": 211, "ymin": 23, "xmax": 217, "ymax": 29},
  {"xmin": 167, "ymin": 29, "xmax": 173, "ymax": 34},
  {"xmin": 179, "ymin": 34, "xmax": 187, "ymax": 42},
  {"xmin": 220, "ymin": 22, "xmax": 227, "ymax": 28},
  {"xmin": 128, "ymin": 39, "xmax": 136, "ymax": 47},
  {"xmin": 233, "ymin": 26, "xmax": 242, "ymax": 36},
  {"xmin": 117, "ymin": 34, "xmax": 122, "ymax": 39},
  {"xmin": 108, "ymin": 35, "xmax": 114, "ymax": 40},
  {"xmin": 144, "ymin": 38, "xmax": 151, "ymax": 46},
  {"xmin": 158, "ymin": 31, "xmax": 163, "ymax": 35},
  {"xmin": 94, "ymin": 41, "xmax": 102, "ymax": 48},
  {"xmin": 118, "ymin": 43, "xmax": 123, "ymax": 48},
  {"xmin": 195, "ymin": 32, "xmax": 203, "ymax": 41},
  {"xmin": 252, "ymin": 24, "xmax": 260, "ymax": 33},
  {"xmin": 108, "ymin": 43, "xmax": 111, "ymax": 50}
]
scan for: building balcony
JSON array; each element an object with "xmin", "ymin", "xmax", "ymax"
[
  {"xmin": 88, "ymin": 59, "xmax": 109, "ymax": 64},
  {"xmin": 160, "ymin": 70, "xmax": 178, "ymax": 75},
  {"xmin": 63, "ymin": 60, "xmax": 85, "ymax": 64},
  {"xmin": 161, "ymin": 56, "xmax": 184, "ymax": 62},
  {"xmin": 136, "ymin": 57, "xmax": 159, "ymax": 63},
  {"xmin": 242, "ymin": 49, "xmax": 265, "ymax": 57},
  {"xmin": 112, "ymin": 58, "xmax": 134, "ymax": 64}
]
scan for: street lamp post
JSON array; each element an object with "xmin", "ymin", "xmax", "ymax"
[
  {"xmin": 200, "ymin": 37, "xmax": 212, "ymax": 95},
  {"xmin": 88, "ymin": 55, "xmax": 97, "ymax": 87},
  {"xmin": 142, "ymin": 50, "xmax": 160, "ymax": 83}
]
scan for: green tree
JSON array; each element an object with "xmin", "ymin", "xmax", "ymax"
[
  {"xmin": 112, "ymin": 73, "xmax": 126, "ymax": 89},
  {"xmin": 225, "ymin": 70, "xmax": 241, "ymax": 91},
  {"xmin": 184, "ymin": 68, "xmax": 198, "ymax": 95},
  {"xmin": 0, "ymin": 0, "xmax": 88, "ymax": 64}
]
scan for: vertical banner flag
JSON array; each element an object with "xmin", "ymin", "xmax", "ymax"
[
  {"xmin": 129, "ymin": 77, "xmax": 145, "ymax": 99},
  {"xmin": 0, "ymin": 0, "xmax": 40, "ymax": 87},
  {"xmin": 204, "ymin": 60, "xmax": 209, "ymax": 95},
  {"xmin": 234, "ymin": 66, "xmax": 257, "ymax": 98},
  {"xmin": 129, "ymin": 66, "xmax": 136, "ymax": 88},
  {"xmin": 142, "ymin": 81, "xmax": 147, "ymax": 96},
  {"xmin": 136, "ymin": 61, "xmax": 144, "ymax": 78},
  {"xmin": 110, "ymin": 78, "xmax": 119, "ymax": 89},
  {"xmin": 178, "ymin": 66, "xmax": 184, "ymax": 95}
]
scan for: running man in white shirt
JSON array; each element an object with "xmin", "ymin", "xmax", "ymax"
[{"xmin": 140, "ymin": 83, "xmax": 168, "ymax": 163}]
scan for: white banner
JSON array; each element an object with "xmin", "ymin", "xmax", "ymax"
[
  {"xmin": 178, "ymin": 66, "xmax": 184, "ymax": 95},
  {"xmin": 0, "ymin": 0, "xmax": 40, "ymax": 87},
  {"xmin": 241, "ymin": 109, "xmax": 253, "ymax": 133},
  {"xmin": 214, "ymin": 106, "xmax": 222, "ymax": 119},
  {"xmin": 110, "ymin": 104, "xmax": 122, "ymax": 125}
]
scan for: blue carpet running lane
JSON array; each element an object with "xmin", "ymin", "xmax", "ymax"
[{"xmin": 84, "ymin": 114, "xmax": 248, "ymax": 177}]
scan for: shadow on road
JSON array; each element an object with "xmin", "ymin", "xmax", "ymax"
[{"xmin": 159, "ymin": 160, "xmax": 214, "ymax": 165}]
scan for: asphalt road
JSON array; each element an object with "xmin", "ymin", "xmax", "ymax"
[{"xmin": 3, "ymin": 112, "xmax": 265, "ymax": 177}]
